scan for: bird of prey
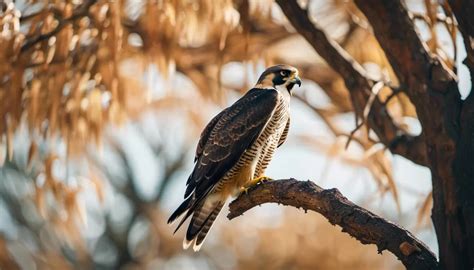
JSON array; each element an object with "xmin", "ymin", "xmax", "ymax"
[{"xmin": 168, "ymin": 64, "xmax": 301, "ymax": 251}]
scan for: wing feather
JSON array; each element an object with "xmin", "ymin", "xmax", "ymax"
[
  {"xmin": 184, "ymin": 88, "xmax": 279, "ymax": 200},
  {"xmin": 194, "ymin": 108, "xmax": 229, "ymax": 162}
]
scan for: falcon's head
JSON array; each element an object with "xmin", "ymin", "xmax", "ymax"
[{"xmin": 255, "ymin": 64, "xmax": 302, "ymax": 93}]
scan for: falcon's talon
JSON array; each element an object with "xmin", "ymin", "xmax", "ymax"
[
  {"xmin": 239, "ymin": 176, "xmax": 272, "ymax": 195},
  {"xmin": 256, "ymin": 175, "xmax": 273, "ymax": 182},
  {"xmin": 259, "ymin": 176, "xmax": 272, "ymax": 183},
  {"xmin": 242, "ymin": 176, "xmax": 273, "ymax": 191},
  {"xmin": 240, "ymin": 186, "xmax": 252, "ymax": 195}
]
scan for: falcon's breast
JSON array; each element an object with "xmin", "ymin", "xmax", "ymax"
[{"xmin": 215, "ymin": 87, "xmax": 291, "ymax": 196}]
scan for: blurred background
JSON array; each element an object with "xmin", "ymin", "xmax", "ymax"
[{"xmin": 0, "ymin": 0, "xmax": 469, "ymax": 269}]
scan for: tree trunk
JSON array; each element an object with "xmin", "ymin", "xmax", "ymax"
[
  {"xmin": 449, "ymin": 94, "xmax": 474, "ymax": 269},
  {"xmin": 277, "ymin": 0, "xmax": 474, "ymax": 268},
  {"xmin": 351, "ymin": 1, "xmax": 473, "ymax": 268},
  {"xmin": 427, "ymin": 82, "xmax": 474, "ymax": 270},
  {"xmin": 439, "ymin": 0, "xmax": 474, "ymax": 268}
]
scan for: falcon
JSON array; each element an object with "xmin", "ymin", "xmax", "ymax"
[{"xmin": 168, "ymin": 65, "xmax": 301, "ymax": 251}]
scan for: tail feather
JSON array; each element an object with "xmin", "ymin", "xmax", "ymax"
[
  {"xmin": 168, "ymin": 191, "xmax": 214, "ymax": 234},
  {"xmin": 167, "ymin": 195, "xmax": 193, "ymax": 225},
  {"xmin": 183, "ymin": 238, "xmax": 193, "ymax": 250},
  {"xmin": 173, "ymin": 199, "xmax": 203, "ymax": 234},
  {"xmin": 184, "ymin": 174, "xmax": 196, "ymax": 198},
  {"xmin": 185, "ymin": 200, "xmax": 219, "ymax": 240},
  {"xmin": 193, "ymin": 203, "xmax": 224, "ymax": 251},
  {"xmin": 183, "ymin": 199, "xmax": 224, "ymax": 251}
]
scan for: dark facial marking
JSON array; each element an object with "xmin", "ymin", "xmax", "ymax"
[
  {"xmin": 257, "ymin": 65, "xmax": 292, "ymax": 83},
  {"xmin": 272, "ymin": 70, "xmax": 290, "ymax": 86}
]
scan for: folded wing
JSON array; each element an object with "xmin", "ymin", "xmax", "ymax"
[{"xmin": 168, "ymin": 88, "xmax": 279, "ymax": 227}]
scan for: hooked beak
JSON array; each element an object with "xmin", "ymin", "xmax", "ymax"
[{"xmin": 291, "ymin": 75, "xmax": 302, "ymax": 87}]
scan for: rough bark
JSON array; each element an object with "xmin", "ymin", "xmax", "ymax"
[
  {"xmin": 353, "ymin": 1, "xmax": 473, "ymax": 269},
  {"xmin": 448, "ymin": 0, "xmax": 474, "ymax": 266},
  {"xmin": 228, "ymin": 179, "xmax": 438, "ymax": 270}
]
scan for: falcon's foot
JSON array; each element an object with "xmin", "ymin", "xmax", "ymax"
[{"xmin": 240, "ymin": 176, "xmax": 273, "ymax": 194}]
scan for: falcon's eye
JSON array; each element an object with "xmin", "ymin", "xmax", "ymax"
[{"xmin": 280, "ymin": 70, "xmax": 289, "ymax": 77}]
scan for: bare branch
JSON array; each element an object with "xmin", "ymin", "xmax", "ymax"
[
  {"xmin": 20, "ymin": 10, "xmax": 45, "ymax": 22},
  {"xmin": 345, "ymin": 81, "xmax": 384, "ymax": 149},
  {"xmin": 20, "ymin": 0, "xmax": 97, "ymax": 53},
  {"xmin": 353, "ymin": 0, "xmax": 457, "ymax": 96},
  {"xmin": 276, "ymin": 0, "xmax": 368, "ymax": 87},
  {"xmin": 355, "ymin": 1, "xmax": 428, "ymax": 80},
  {"xmin": 275, "ymin": 0, "xmax": 428, "ymax": 166},
  {"xmin": 228, "ymin": 179, "xmax": 438, "ymax": 270}
]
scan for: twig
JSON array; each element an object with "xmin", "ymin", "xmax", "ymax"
[
  {"xmin": 19, "ymin": 11, "xmax": 44, "ymax": 22},
  {"xmin": 20, "ymin": 0, "xmax": 97, "ymax": 53},
  {"xmin": 228, "ymin": 179, "xmax": 439, "ymax": 270},
  {"xmin": 383, "ymin": 87, "xmax": 403, "ymax": 106},
  {"xmin": 344, "ymin": 121, "xmax": 364, "ymax": 149},
  {"xmin": 345, "ymin": 81, "xmax": 384, "ymax": 149}
]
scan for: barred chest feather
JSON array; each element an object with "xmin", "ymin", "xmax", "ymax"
[
  {"xmin": 251, "ymin": 86, "xmax": 291, "ymax": 177},
  {"xmin": 213, "ymin": 88, "xmax": 290, "ymax": 198}
]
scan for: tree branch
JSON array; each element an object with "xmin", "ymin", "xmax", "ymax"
[
  {"xmin": 352, "ymin": 0, "xmax": 462, "ymax": 143},
  {"xmin": 353, "ymin": 0, "xmax": 458, "ymax": 98},
  {"xmin": 352, "ymin": 2, "xmax": 474, "ymax": 268},
  {"xmin": 20, "ymin": 0, "xmax": 97, "ymax": 53},
  {"xmin": 276, "ymin": 0, "xmax": 428, "ymax": 167},
  {"xmin": 353, "ymin": 1, "xmax": 431, "ymax": 91},
  {"xmin": 228, "ymin": 179, "xmax": 438, "ymax": 270},
  {"xmin": 276, "ymin": 0, "xmax": 367, "ymax": 88}
]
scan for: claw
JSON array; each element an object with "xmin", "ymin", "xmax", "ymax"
[
  {"xmin": 240, "ymin": 176, "xmax": 273, "ymax": 195},
  {"xmin": 240, "ymin": 186, "xmax": 251, "ymax": 194}
]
